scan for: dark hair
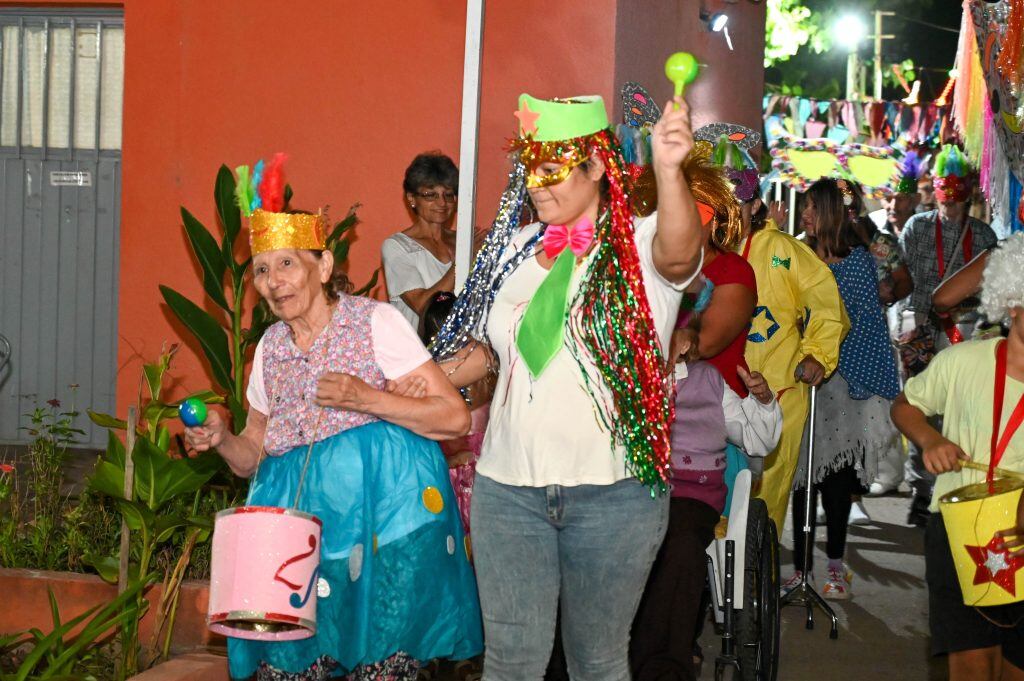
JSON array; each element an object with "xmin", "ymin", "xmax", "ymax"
[
  {"xmin": 420, "ymin": 291, "xmax": 456, "ymax": 345},
  {"xmin": 804, "ymin": 179, "xmax": 858, "ymax": 259},
  {"xmin": 748, "ymin": 197, "xmax": 768, "ymax": 233},
  {"xmin": 403, "ymin": 152, "xmax": 459, "ymax": 194}
]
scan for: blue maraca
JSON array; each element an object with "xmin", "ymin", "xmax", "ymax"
[{"xmin": 178, "ymin": 397, "xmax": 208, "ymax": 428}]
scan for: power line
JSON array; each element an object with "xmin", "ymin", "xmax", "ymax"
[{"xmin": 891, "ymin": 14, "xmax": 960, "ymax": 35}]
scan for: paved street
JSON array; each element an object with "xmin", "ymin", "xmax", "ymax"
[{"xmin": 701, "ymin": 487, "xmax": 946, "ymax": 681}]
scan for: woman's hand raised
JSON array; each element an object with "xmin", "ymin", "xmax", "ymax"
[{"xmin": 651, "ymin": 96, "xmax": 694, "ymax": 176}]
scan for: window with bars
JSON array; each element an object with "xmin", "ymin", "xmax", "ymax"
[{"xmin": 0, "ymin": 10, "xmax": 124, "ymax": 154}]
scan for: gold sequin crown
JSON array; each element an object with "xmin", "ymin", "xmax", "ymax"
[{"xmin": 248, "ymin": 209, "xmax": 327, "ymax": 256}]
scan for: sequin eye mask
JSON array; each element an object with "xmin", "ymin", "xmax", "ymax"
[
  {"xmin": 526, "ymin": 156, "xmax": 587, "ymax": 189},
  {"xmin": 727, "ymin": 168, "xmax": 760, "ymax": 202}
]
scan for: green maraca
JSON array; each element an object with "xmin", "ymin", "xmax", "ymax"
[{"xmin": 664, "ymin": 52, "xmax": 700, "ymax": 99}]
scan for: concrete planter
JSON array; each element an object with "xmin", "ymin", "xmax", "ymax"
[{"xmin": 0, "ymin": 568, "xmax": 224, "ymax": 656}]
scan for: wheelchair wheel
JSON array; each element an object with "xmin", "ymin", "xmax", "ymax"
[{"xmin": 734, "ymin": 497, "xmax": 781, "ymax": 681}]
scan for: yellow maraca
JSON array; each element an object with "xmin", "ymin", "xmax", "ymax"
[{"xmin": 664, "ymin": 52, "xmax": 699, "ymax": 103}]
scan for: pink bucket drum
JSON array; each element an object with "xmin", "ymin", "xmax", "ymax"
[{"xmin": 207, "ymin": 506, "xmax": 323, "ymax": 640}]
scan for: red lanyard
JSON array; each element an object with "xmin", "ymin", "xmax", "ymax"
[
  {"xmin": 989, "ymin": 340, "xmax": 1024, "ymax": 491},
  {"xmin": 741, "ymin": 232, "xmax": 755, "ymax": 261},
  {"xmin": 934, "ymin": 215, "xmax": 973, "ymax": 344},
  {"xmin": 934, "ymin": 214, "xmax": 973, "ymax": 279}
]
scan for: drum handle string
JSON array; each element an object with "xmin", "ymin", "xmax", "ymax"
[
  {"xmin": 244, "ymin": 389, "xmax": 324, "ymax": 512},
  {"xmin": 293, "ymin": 410, "xmax": 325, "ymax": 510}
]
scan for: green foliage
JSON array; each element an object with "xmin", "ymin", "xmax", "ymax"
[
  {"xmin": 84, "ymin": 350, "xmax": 224, "ymax": 678},
  {"xmin": 0, "ymin": 582, "xmax": 147, "ymax": 681},
  {"xmin": 162, "ymin": 168, "xmax": 376, "ymax": 435},
  {"xmin": 0, "ymin": 401, "xmax": 87, "ymax": 571},
  {"xmin": 765, "ymin": 0, "xmax": 828, "ymax": 68},
  {"xmin": 764, "ymin": 0, "xmax": 942, "ymax": 100}
]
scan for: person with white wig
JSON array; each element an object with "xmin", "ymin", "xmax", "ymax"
[{"xmin": 891, "ymin": 233, "xmax": 1024, "ymax": 680}]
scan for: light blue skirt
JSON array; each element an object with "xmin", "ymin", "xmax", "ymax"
[{"xmin": 227, "ymin": 420, "xmax": 483, "ymax": 679}]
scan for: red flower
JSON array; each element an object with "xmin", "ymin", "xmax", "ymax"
[
  {"xmin": 0, "ymin": 463, "xmax": 14, "ymax": 474},
  {"xmin": 46, "ymin": 399, "xmax": 61, "ymax": 408}
]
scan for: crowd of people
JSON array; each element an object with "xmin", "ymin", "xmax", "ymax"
[{"xmin": 182, "ymin": 90, "xmax": 1024, "ymax": 681}]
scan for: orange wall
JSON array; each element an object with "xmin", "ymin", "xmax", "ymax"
[{"xmin": 94, "ymin": 0, "xmax": 761, "ymax": 414}]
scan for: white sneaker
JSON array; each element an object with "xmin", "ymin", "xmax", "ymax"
[
  {"xmin": 867, "ymin": 481, "xmax": 897, "ymax": 496},
  {"xmin": 781, "ymin": 570, "xmax": 811, "ymax": 597},
  {"xmin": 822, "ymin": 565, "xmax": 852, "ymax": 600},
  {"xmin": 848, "ymin": 500, "xmax": 871, "ymax": 526}
]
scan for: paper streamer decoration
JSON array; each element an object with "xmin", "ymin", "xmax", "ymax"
[{"xmin": 963, "ymin": 1, "xmax": 1024, "ymax": 191}]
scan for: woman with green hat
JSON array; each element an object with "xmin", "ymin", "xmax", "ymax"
[{"xmin": 431, "ymin": 93, "xmax": 704, "ymax": 677}]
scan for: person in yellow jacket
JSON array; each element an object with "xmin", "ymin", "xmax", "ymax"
[{"xmin": 737, "ymin": 200, "xmax": 849, "ymax": 532}]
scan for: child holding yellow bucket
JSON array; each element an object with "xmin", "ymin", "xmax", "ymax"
[{"xmin": 892, "ymin": 233, "xmax": 1024, "ymax": 681}]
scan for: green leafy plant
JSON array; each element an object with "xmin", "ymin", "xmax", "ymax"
[
  {"xmin": 0, "ymin": 401, "xmax": 86, "ymax": 571},
  {"xmin": 159, "ymin": 168, "xmax": 377, "ymax": 433},
  {"xmin": 86, "ymin": 349, "xmax": 222, "ymax": 677},
  {"xmin": 0, "ymin": 582, "xmax": 146, "ymax": 681}
]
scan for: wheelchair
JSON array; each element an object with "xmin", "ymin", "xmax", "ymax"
[{"xmin": 705, "ymin": 469, "xmax": 781, "ymax": 681}]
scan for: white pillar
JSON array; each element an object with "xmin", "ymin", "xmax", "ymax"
[{"xmin": 455, "ymin": 0, "xmax": 485, "ymax": 292}]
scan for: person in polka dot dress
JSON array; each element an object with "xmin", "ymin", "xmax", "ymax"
[{"xmin": 784, "ymin": 179, "xmax": 901, "ymax": 601}]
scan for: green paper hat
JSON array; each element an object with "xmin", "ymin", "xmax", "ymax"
[{"xmin": 516, "ymin": 93, "xmax": 610, "ymax": 141}]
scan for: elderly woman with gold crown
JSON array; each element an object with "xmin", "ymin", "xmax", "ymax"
[
  {"xmin": 183, "ymin": 155, "xmax": 482, "ymax": 681},
  {"xmin": 431, "ymin": 91, "xmax": 704, "ymax": 677}
]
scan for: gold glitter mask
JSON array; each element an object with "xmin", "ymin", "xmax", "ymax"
[
  {"xmin": 526, "ymin": 155, "xmax": 587, "ymax": 189},
  {"xmin": 249, "ymin": 209, "xmax": 327, "ymax": 256}
]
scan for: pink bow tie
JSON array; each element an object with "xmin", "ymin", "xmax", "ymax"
[{"xmin": 543, "ymin": 217, "xmax": 595, "ymax": 260}]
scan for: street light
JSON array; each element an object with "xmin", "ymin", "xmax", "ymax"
[{"xmin": 834, "ymin": 14, "xmax": 868, "ymax": 50}]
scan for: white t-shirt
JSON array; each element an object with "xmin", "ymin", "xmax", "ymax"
[
  {"xmin": 246, "ymin": 304, "xmax": 431, "ymax": 416},
  {"xmin": 381, "ymin": 232, "xmax": 452, "ymax": 329},
  {"xmin": 478, "ymin": 213, "xmax": 701, "ymax": 487}
]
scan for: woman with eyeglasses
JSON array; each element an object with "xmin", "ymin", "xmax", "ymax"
[{"xmin": 382, "ymin": 152, "xmax": 459, "ymax": 329}]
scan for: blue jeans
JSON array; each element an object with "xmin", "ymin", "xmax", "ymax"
[{"xmin": 471, "ymin": 475, "xmax": 668, "ymax": 681}]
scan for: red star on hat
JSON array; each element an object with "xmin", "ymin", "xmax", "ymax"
[
  {"xmin": 964, "ymin": 535, "xmax": 1024, "ymax": 596},
  {"xmin": 514, "ymin": 100, "xmax": 541, "ymax": 136}
]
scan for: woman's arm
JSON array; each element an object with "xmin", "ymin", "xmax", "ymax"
[
  {"xmin": 792, "ymin": 241, "xmax": 850, "ymax": 385},
  {"xmin": 316, "ymin": 360, "xmax": 470, "ymax": 440},
  {"xmin": 399, "ymin": 265, "xmax": 456, "ymax": 316},
  {"xmin": 697, "ymin": 283, "xmax": 756, "ymax": 359},
  {"xmin": 183, "ymin": 409, "xmax": 267, "ymax": 478},
  {"xmin": 437, "ymin": 341, "xmax": 494, "ymax": 389},
  {"xmin": 932, "ymin": 250, "xmax": 990, "ymax": 314},
  {"xmin": 649, "ymin": 97, "xmax": 704, "ymax": 285}
]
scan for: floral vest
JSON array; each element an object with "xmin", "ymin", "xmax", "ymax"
[{"xmin": 261, "ymin": 295, "xmax": 386, "ymax": 456}]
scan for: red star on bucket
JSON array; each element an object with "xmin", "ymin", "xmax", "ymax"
[
  {"xmin": 514, "ymin": 101, "xmax": 541, "ymax": 136},
  {"xmin": 964, "ymin": 536, "xmax": 1024, "ymax": 596}
]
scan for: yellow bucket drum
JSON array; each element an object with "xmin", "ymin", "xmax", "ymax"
[{"xmin": 939, "ymin": 477, "xmax": 1024, "ymax": 607}]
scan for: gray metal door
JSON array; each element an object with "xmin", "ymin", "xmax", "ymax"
[{"xmin": 0, "ymin": 9, "xmax": 124, "ymax": 448}]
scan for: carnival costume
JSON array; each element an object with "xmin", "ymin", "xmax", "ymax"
[
  {"xmin": 432, "ymin": 94, "xmax": 685, "ymax": 489},
  {"xmin": 432, "ymin": 94, "xmax": 704, "ymax": 678},
  {"xmin": 226, "ymin": 157, "xmax": 481, "ymax": 680},
  {"xmin": 697, "ymin": 134, "xmax": 849, "ymax": 533}
]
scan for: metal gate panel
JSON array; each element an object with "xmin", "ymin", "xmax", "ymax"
[
  {"xmin": 0, "ymin": 9, "xmax": 123, "ymax": 448},
  {"xmin": 0, "ymin": 157, "xmax": 120, "ymax": 448}
]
